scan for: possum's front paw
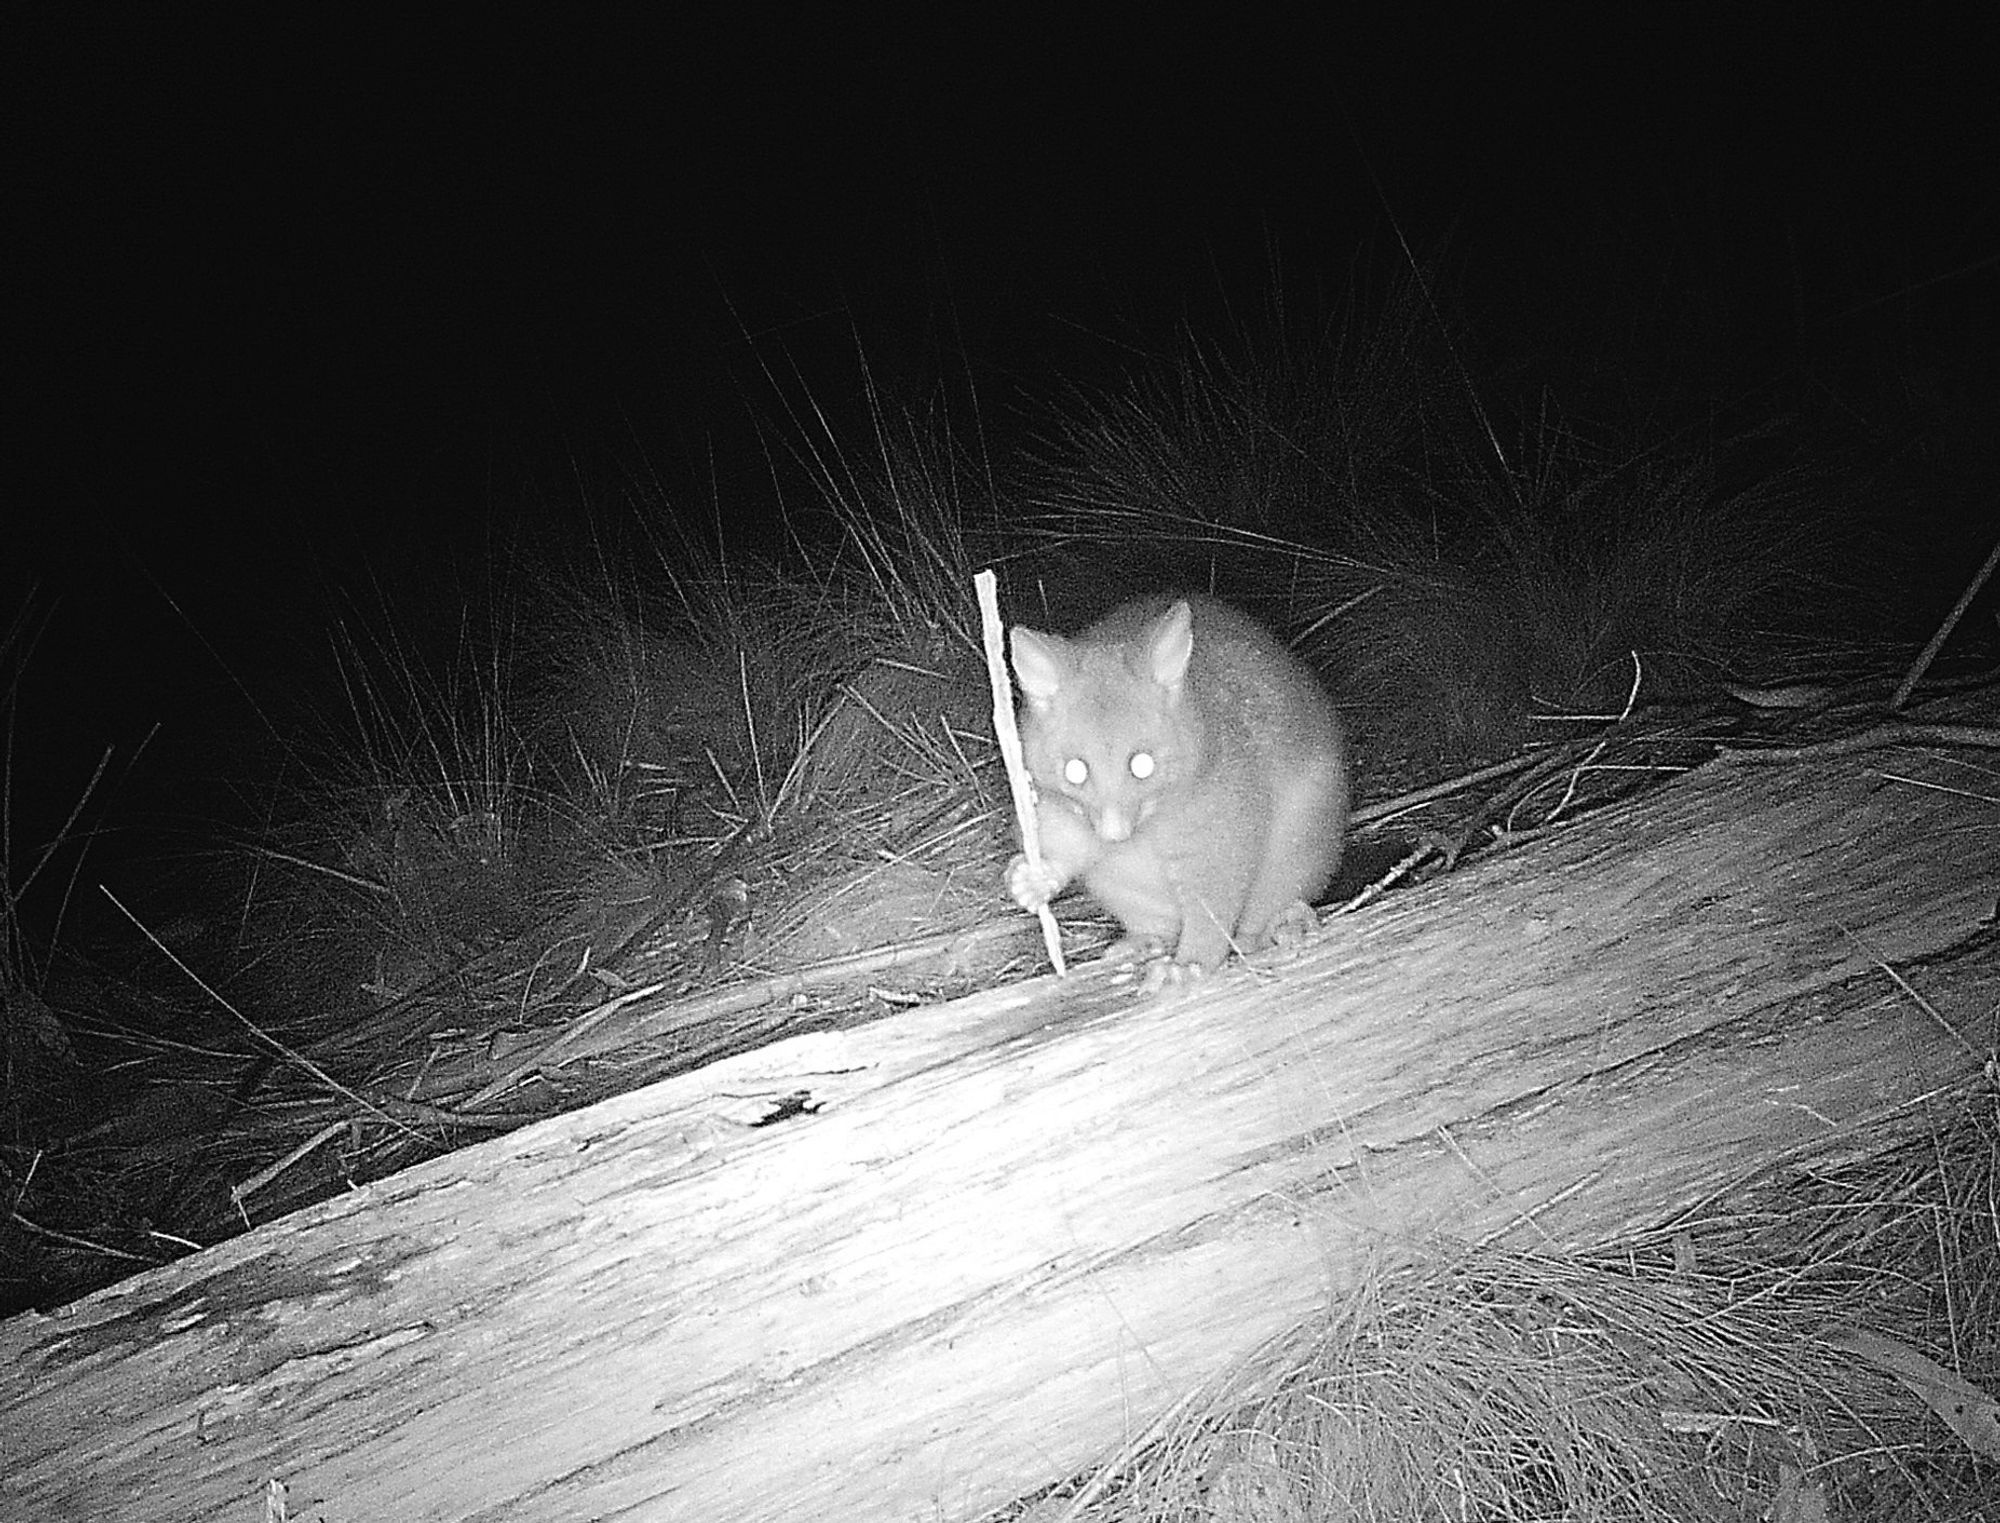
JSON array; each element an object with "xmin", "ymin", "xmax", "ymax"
[
  {"xmin": 1137, "ymin": 953, "xmax": 1202, "ymax": 997},
  {"xmin": 1102, "ymin": 933, "xmax": 1169, "ymax": 970},
  {"xmin": 1006, "ymin": 854, "xmax": 1068, "ymax": 914}
]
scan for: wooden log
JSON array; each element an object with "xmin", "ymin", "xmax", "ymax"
[{"xmin": 3, "ymin": 745, "xmax": 1994, "ymax": 1522}]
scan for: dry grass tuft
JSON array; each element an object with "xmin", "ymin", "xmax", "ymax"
[{"xmin": 997, "ymin": 1091, "xmax": 1999, "ymax": 1522}]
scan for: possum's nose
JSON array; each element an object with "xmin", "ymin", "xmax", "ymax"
[{"xmin": 1094, "ymin": 806, "xmax": 1134, "ymax": 843}]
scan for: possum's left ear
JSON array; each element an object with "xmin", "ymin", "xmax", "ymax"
[
  {"xmin": 1010, "ymin": 626, "xmax": 1065, "ymax": 708},
  {"xmin": 1145, "ymin": 601, "xmax": 1194, "ymax": 693}
]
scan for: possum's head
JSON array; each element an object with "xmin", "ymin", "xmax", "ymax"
[{"xmin": 1011, "ymin": 601, "xmax": 1199, "ymax": 843}]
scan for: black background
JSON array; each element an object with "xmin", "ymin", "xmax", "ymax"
[{"xmin": 10, "ymin": 9, "xmax": 1997, "ymax": 854}]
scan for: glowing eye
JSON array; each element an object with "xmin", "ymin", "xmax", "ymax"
[
  {"xmin": 1129, "ymin": 751, "xmax": 1156, "ymax": 780},
  {"xmin": 1064, "ymin": 757, "xmax": 1089, "ymax": 787}
]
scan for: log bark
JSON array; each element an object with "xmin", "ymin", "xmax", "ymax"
[{"xmin": 3, "ymin": 745, "xmax": 1995, "ymax": 1522}]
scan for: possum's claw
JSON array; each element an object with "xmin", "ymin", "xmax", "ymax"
[{"xmin": 1137, "ymin": 954, "xmax": 1204, "ymax": 997}]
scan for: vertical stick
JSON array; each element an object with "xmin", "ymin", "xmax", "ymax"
[{"xmin": 975, "ymin": 569, "xmax": 1067, "ymax": 977}]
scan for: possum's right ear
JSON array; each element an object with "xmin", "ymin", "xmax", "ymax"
[
  {"xmin": 1010, "ymin": 627, "xmax": 1064, "ymax": 708},
  {"xmin": 1145, "ymin": 601, "xmax": 1195, "ymax": 693}
]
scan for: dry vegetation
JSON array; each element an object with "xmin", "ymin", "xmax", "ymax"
[
  {"xmin": 5, "ymin": 256, "xmax": 1997, "ymax": 1517},
  {"xmin": 992, "ymin": 1093, "xmax": 1998, "ymax": 1522}
]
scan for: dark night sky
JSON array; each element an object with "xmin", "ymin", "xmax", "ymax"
[{"xmin": 8, "ymin": 9, "xmax": 1997, "ymax": 848}]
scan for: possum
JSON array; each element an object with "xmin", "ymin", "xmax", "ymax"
[{"xmin": 1006, "ymin": 594, "xmax": 1348, "ymax": 981}]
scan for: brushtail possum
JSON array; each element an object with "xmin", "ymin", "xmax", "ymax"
[{"xmin": 1007, "ymin": 594, "xmax": 1348, "ymax": 978}]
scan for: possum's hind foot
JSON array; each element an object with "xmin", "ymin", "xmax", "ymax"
[{"xmin": 1262, "ymin": 899, "xmax": 1322, "ymax": 957}]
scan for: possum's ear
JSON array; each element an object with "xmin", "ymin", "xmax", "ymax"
[
  {"xmin": 1010, "ymin": 627, "xmax": 1065, "ymax": 708},
  {"xmin": 1145, "ymin": 601, "xmax": 1194, "ymax": 692}
]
